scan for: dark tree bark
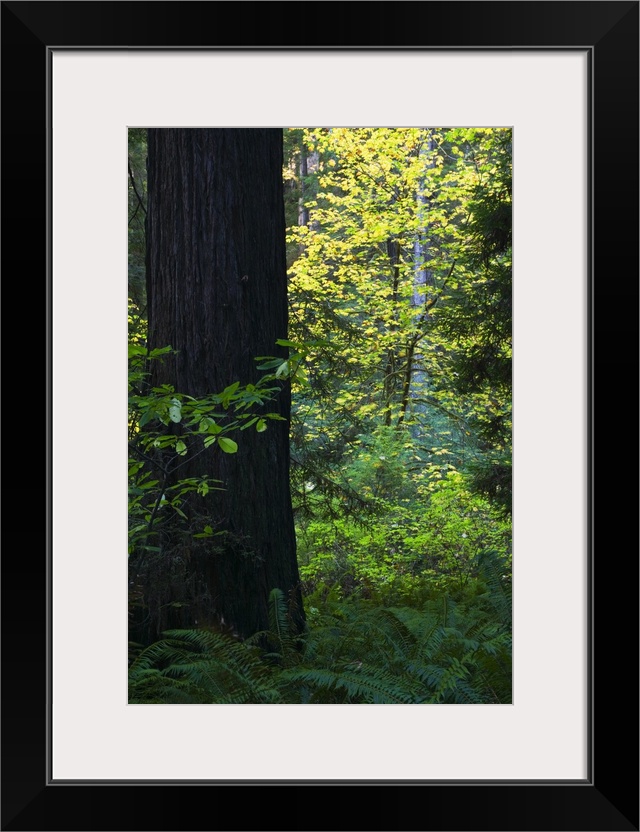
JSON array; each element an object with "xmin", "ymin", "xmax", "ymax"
[{"xmin": 142, "ymin": 128, "xmax": 304, "ymax": 641}]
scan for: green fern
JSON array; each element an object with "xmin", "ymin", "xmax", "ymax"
[
  {"xmin": 290, "ymin": 551, "xmax": 512, "ymax": 704},
  {"xmin": 280, "ymin": 663, "xmax": 420, "ymax": 704},
  {"xmin": 129, "ymin": 552, "xmax": 511, "ymax": 704},
  {"xmin": 246, "ymin": 588, "xmax": 304, "ymax": 666},
  {"xmin": 128, "ymin": 628, "xmax": 283, "ymax": 704}
]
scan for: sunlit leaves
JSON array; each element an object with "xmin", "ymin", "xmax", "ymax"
[
  {"xmin": 285, "ymin": 126, "xmax": 512, "ymax": 518},
  {"xmin": 128, "ymin": 336, "xmax": 289, "ymax": 557},
  {"xmin": 217, "ymin": 437, "xmax": 238, "ymax": 454}
]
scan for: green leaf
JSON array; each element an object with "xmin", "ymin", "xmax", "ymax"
[
  {"xmin": 221, "ymin": 382, "xmax": 240, "ymax": 397},
  {"xmin": 193, "ymin": 523, "xmax": 214, "ymax": 539},
  {"xmin": 255, "ymin": 358, "xmax": 283, "ymax": 371},
  {"xmin": 218, "ymin": 437, "xmax": 238, "ymax": 454},
  {"xmin": 256, "ymin": 419, "xmax": 267, "ymax": 433},
  {"xmin": 169, "ymin": 398, "xmax": 182, "ymax": 423},
  {"xmin": 175, "ymin": 440, "xmax": 187, "ymax": 456},
  {"xmin": 148, "ymin": 345, "xmax": 173, "ymax": 358}
]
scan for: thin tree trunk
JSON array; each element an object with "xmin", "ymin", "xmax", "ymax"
[
  {"xmin": 298, "ymin": 139, "xmax": 309, "ymax": 227},
  {"xmin": 399, "ymin": 132, "xmax": 437, "ymax": 424}
]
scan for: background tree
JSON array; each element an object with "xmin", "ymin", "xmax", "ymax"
[
  {"xmin": 425, "ymin": 128, "xmax": 512, "ymax": 513},
  {"xmin": 128, "ymin": 127, "xmax": 147, "ymax": 311},
  {"xmin": 281, "ymin": 127, "xmax": 512, "ymax": 596},
  {"xmin": 137, "ymin": 128, "xmax": 304, "ymax": 641}
]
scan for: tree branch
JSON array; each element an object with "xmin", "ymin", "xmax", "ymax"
[{"xmin": 128, "ymin": 161, "xmax": 147, "ymax": 216}]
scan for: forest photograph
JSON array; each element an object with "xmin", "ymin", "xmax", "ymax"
[{"xmin": 127, "ymin": 126, "xmax": 512, "ymax": 705}]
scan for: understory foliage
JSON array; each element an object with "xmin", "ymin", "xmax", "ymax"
[
  {"xmin": 129, "ymin": 552, "xmax": 511, "ymax": 704},
  {"xmin": 129, "ymin": 127, "xmax": 512, "ymax": 704}
]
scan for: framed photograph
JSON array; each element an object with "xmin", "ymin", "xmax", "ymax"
[{"xmin": 3, "ymin": 2, "xmax": 637, "ymax": 830}]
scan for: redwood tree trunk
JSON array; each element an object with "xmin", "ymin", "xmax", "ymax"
[{"xmin": 143, "ymin": 128, "xmax": 304, "ymax": 640}]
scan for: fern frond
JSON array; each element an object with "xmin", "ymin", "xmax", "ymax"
[
  {"xmin": 128, "ymin": 628, "xmax": 283, "ymax": 704},
  {"xmin": 477, "ymin": 549, "xmax": 512, "ymax": 625},
  {"xmin": 268, "ymin": 587, "xmax": 289, "ymax": 651},
  {"xmin": 281, "ymin": 664, "xmax": 418, "ymax": 704},
  {"xmin": 245, "ymin": 588, "xmax": 305, "ymax": 667},
  {"xmin": 357, "ymin": 607, "xmax": 418, "ymax": 661}
]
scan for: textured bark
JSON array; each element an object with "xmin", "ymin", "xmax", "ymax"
[{"xmin": 143, "ymin": 128, "xmax": 304, "ymax": 640}]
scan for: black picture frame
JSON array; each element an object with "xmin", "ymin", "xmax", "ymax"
[{"xmin": 2, "ymin": 2, "xmax": 638, "ymax": 830}]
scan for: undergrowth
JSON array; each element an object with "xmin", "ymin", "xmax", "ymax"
[{"xmin": 129, "ymin": 550, "xmax": 511, "ymax": 704}]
